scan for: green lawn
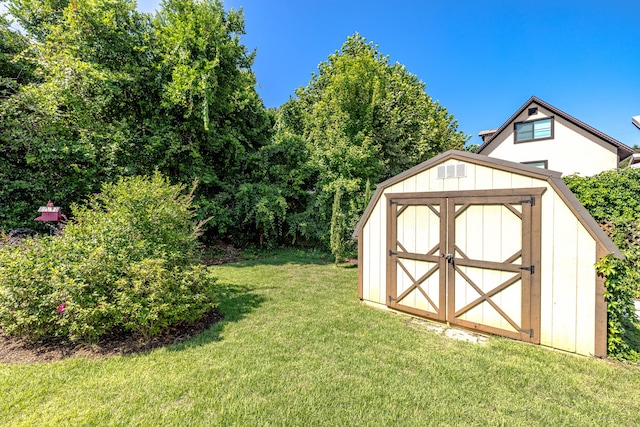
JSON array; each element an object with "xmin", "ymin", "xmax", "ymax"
[{"xmin": 2, "ymin": 250, "xmax": 640, "ymax": 426}]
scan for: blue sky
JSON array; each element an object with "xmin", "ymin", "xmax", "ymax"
[{"xmin": 13, "ymin": 1, "xmax": 640, "ymax": 146}]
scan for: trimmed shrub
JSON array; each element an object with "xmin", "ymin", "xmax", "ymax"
[{"xmin": 0, "ymin": 173, "xmax": 216, "ymax": 343}]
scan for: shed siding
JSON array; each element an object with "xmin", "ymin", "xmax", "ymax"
[
  {"xmin": 548, "ymin": 203, "xmax": 579, "ymax": 352},
  {"xmin": 576, "ymin": 229, "xmax": 597, "ymax": 355},
  {"xmin": 360, "ymin": 158, "xmax": 600, "ymax": 355},
  {"xmin": 363, "ymin": 197, "xmax": 384, "ymax": 303}
]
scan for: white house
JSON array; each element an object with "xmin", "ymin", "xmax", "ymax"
[{"xmin": 476, "ymin": 97, "xmax": 635, "ymax": 176}]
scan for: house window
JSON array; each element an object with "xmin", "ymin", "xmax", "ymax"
[
  {"xmin": 514, "ymin": 117, "xmax": 553, "ymax": 143},
  {"xmin": 528, "ymin": 107, "xmax": 538, "ymax": 116},
  {"xmin": 521, "ymin": 160, "xmax": 548, "ymax": 169}
]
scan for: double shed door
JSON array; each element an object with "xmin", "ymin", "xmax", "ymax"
[{"xmin": 386, "ymin": 188, "xmax": 544, "ymax": 343}]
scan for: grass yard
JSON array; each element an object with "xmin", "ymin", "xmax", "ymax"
[{"xmin": 2, "ymin": 249, "xmax": 640, "ymax": 426}]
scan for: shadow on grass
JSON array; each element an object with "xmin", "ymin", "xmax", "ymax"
[
  {"xmin": 168, "ymin": 282, "xmax": 267, "ymax": 351},
  {"xmin": 168, "ymin": 249, "xmax": 352, "ymax": 351}
]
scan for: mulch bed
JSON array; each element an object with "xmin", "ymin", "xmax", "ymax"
[
  {"xmin": 0, "ymin": 309, "xmax": 224, "ymax": 364},
  {"xmin": 202, "ymin": 242, "xmax": 243, "ymax": 265}
]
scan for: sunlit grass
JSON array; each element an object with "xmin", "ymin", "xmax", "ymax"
[{"xmin": 2, "ymin": 249, "xmax": 640, "ymax": 426}]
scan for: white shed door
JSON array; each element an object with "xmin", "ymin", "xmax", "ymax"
[
  {"xmin": 387, "ymin": 197, "xmax": 447, "ymax": 322},
  {"xmin": 387, "ymin": 189, "xmax": 542, "ymax": 343}
]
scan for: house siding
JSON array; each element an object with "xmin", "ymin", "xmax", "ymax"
[{"xmin": 480, "ymin": 103, "xmax": 618, "ymax": 176}]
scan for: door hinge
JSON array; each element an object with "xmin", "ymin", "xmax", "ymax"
[
  {"xmin": 519, "ymin": 197, "xmax": 535, "ymax": 206},
  {"xmin": 389, "ymin": 250, "xmax": 397, "ymax": 256},
  {"xmin": 520, "ymin": 328, "xmax": 534, "ymax": 337},
  {"xmin": 389, "ymin": 200, "xmax": 398, "ymax": 206},
  {"xmin": 519, "ymin": 265, "xmax": 535, "ymax": 274},
  {"xmin": 388, "ymin": 295, "xmax": 396, "ymax": 303}
]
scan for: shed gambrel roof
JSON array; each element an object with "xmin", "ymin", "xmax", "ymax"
[
  {"xmin": 475, "ymin": 96, "xmax": 635, "ymax": 161},
  {"xmin": 353, "ymin": 149, "xmax": 622, "ymax": 258}
]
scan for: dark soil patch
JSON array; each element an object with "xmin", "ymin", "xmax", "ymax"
[
  {"xmin": 202, "ymin": 242, "xmax": 242, "ymax": 265},
  {"xmin": 0, "ymin": 309, "xmax": 223, "ymax": 364}
]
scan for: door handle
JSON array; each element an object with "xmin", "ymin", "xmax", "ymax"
[{"xmin": 442, "ymin": 253, "xmax": 455, "ymax": 267}]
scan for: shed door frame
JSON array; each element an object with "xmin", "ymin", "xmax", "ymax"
[
  {"xmin": 387, "ymin": 196, "xmax": 447, "ymax": 321},
  {"xmin": 386, "ymin": 188, "xmax": 545, "ymax": 343}
]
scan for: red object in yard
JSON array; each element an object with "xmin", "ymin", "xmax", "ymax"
[{"xmin": 35, "ymin": 201, "xmax": 62, "ymax": 222}]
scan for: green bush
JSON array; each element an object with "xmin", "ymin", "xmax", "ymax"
[
  {"xmin": 565, "ymin": 169, "xmax": 640, "ymax": 359},
  {"xmin": 564, "ymin": 168, "xmax": 640, "ymax": 224},
  {"xmin": 595, "ymin": 254, "xmax": 639, "ymax": 359},
  {"xmin": 0, "ymin": 173, "xmax": 216, "ymax": 343}
]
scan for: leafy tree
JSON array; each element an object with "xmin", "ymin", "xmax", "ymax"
[
  {"xmin": 150, "ymin": 0, "xmax": 273, "ymax": 240},
  {"xmin": 564, "ymin": 168, "xmax": 640, "ymax": 287},
  {"xmin": 0, "ymin": 12, "xmax": 34, "ymax": 97},
  {"xmin": 0, "ymin": 0, "xmax": 155, "ymax": 230},
  {"xmin": 234, "ymin": 110, "xmax": 315, "ymax": 246},
  {"xmin": 0, "ymin": 0, "xmax": 274, "ymax": 244},
  {"xmin": 277, "ymin": 33, "xmax": 469, "ymax": 253},
  {"xmin": 5, "ymin": 0, "xmax": 73, "ymax": 41},
  {"xmin": 0, "ymin": 4, "xmax": 468, "ymax": 254}
]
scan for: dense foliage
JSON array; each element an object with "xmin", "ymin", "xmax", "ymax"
[
  {"xmin": 0, "ymin": 0, "xmax": 272, "ymax": 240},
  {"xmin": 564, "ymin": 168, "xmax": 640, "ymax": 359},
  {"xmin": 0, "ymin": 13, "xmax": 33, "ymax": 97},
  {"xmin": 276, "ymin": 34, "xmax": 468, "ymax": 255},
  {"xmin": 1, "ymin": 2, "xmax": 467, "ymax": 257},
  {"xmin": 564, "ymin": 168, "xmax": 640, "ymax": 224},
  {"xmin": 0, "ymin": 173, "xmax": 216, "ymax": 342},
  {"xmin": 595, "ymin": 254, "xmax": 639, "ymax": 359}
]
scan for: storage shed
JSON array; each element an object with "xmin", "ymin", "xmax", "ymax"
[{"xmin": 353, "ymin": 150, "xmax": 621, "ymax": 357}]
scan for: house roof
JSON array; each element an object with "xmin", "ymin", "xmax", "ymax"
[
  {"xmin": 475, "ymin": 96, "xmax": 635, "ymax": 161},
  {"xmin": 353, "ymin": 149, "xmax": 622, "ymax": 258}
]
